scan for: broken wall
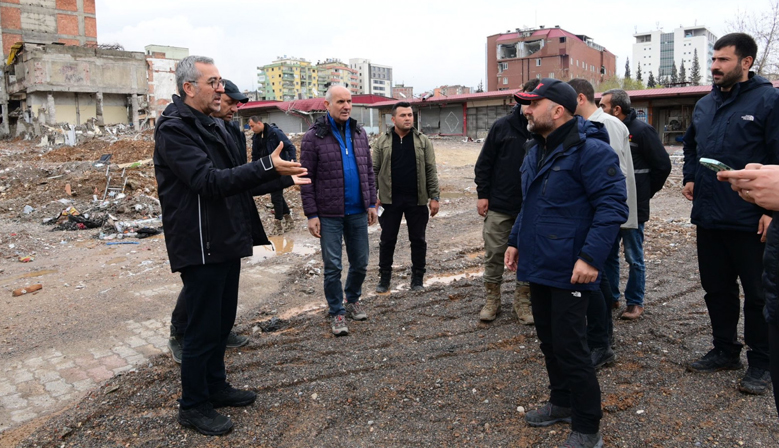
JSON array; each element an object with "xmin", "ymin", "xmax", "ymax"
[
  {"xmin": 146, "ymin": 57, "xmax": 176, "ymax": 120},
  {"xmin": 27, "ymin": 91, "xmax": 127, "ymax": 124}
]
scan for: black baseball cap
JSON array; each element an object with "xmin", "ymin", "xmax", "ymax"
[
  {"xmin": 223, "ymin": 79, "xmax": 248, "ymax": 103},
  {"xmin": 514, "ymin": 78, "xmax": 577, "ymax": 115}
]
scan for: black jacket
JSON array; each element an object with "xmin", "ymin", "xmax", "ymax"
[
  {"xmin": 252, "ymin": 123, "xmax": 297, "ymax": 163},
  {"xmin": 623, "ymin": 109, "xmax": 672, "ymax": 223},
  {"xmin": 683, "ymin": 73, "xmax": 779, "ymax": 232},
  {"xmin": 474, "ymin": 106, "xmax": 532, "ymax": 216},
  {"xmin": 153, "ymin": 95, "xmax": 280, "ymax": 272}
]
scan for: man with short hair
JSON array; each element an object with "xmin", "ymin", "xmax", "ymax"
[
  {"xmin": 682, "ymin": 32, "xmax": 776, "ymax": 395},
  {"xmin": 506, "ymin": 78, "xmax": 628, "ymax": 448},
  {"xmin": 249, "ymin": 116, "xmax": 297, "ymax": 233},
  {"xmin": 600, "ymin": 89, "xmax": 672, "ymax": 321},
  {"xmin": 372, "ymin": 102, "xmax": 439, "ymax": 292},
  {"xmin": 474, "ymin": 78, "xmax": 538, "ymax": 324},
  {"xmin": 155, "ymin": 56, "xmax": 306, "ymax": 435},
  {"xmin": 569, "ymin": 78, "xmax": 636, "ymax": 370},
  {"xmin": 300, "ymin": 85, "xmax": 378, "ymax": 336}
]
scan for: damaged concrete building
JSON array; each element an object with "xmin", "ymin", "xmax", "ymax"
[{"xmin": 3, "ymin": 42, "xmax": 147, "ymax": 136}]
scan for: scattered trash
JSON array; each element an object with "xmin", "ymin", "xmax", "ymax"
[
  {"xmin": 65, "ymin": 184, "xmax": 72, "ymax": 196},
  {"xmin": 12, "ymin": 284, "xmax": 42, "ymax": 296},
  {"xmin": 114, "ymin": 217, "xmax": 162, "ymax": 233},
  {"xmin": 259, "ymin": 317, "xmax": 288, "ymax": 332},
  {"xmin": 23, "ymin": 205, "xmax": 34, "ymax": 214},
  {"xmin": 93, "ymin": 153, "xmax": 112, "ymax": 167},
  {"xmin": 18, "ymin": 255, "xmax": 34, "ymax": 263},
  {"xmin": 106, "ymin": 241, "xmax": 139, "ymax": 245}
]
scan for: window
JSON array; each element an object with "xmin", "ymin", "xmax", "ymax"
[
  {"xmin": 536, "ymin": 58, "xmax": 542, "ymax": 66},
  {"xmin": 549, "ymin": 72, "xmax": 555, "ymax": 79},
  {"xmin": 499, "ymin": 62, "xmax": 508, "ymax": 72},
  {"xmin": 503, "ymin": 77, "xmax": 508, "ymax": 85},
  {"xmin": 559, "ymin": 37, "xmax": 566, "ymax": 43}
]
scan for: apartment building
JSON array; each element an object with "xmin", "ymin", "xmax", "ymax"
[
  {"xmin": 316, "ymin": 58, "xmax": 359, "ymax": 96},
  {"xmin": 486, "ymin": 25, "xmax": 616, "ymax": 91},
  {"xmin": 349, "ymin": 58, "xmax": 392, "ymax": 97},
  {"xmin": 633, "ymin": 25, "xmax": 717, "ymax": 85},
  {"xmin": 257, "ymin": 56, "xmax": 319, "ymax": 101},
  {"xmin": 0, "ymin": 0, "xmax": 97, "ymax": 57},
  {"xmin": 392, "ymin": 83, "xmax": 413, "ymax": 100}
]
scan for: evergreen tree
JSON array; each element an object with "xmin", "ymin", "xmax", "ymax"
[
  {"xmin": 625, "ymin": 58, "xmax": 631, "ymax": 79},
  {"xmin": 636, "ymin": 63, "xmax": 643, "ymax": 81},
  {"xmin": 691, "ymin": 49, "xmax": 702, "ymax": 85},
  {"xmin": 648, "ymin": 71, "xmax": 656, "ymax": 88},
  {"xmin": 671, "ymin": 62, "xmax": 679, "ymax": 84},
  {"xmin": 476, "ymin": 81, "xmax": 484, "ymax": 93},
  {"xmin": 679, "ymin": 60, "xmax": 687, "ymax": 85}
]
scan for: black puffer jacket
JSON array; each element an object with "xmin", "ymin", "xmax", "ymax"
[
  {"xmin": 474, "ymin": 106, "xmax": 531, "ymax": 216},
  {"xmin": 153, "ymin": 95, "xmax": 280, "ymax": 272},
  {"xmin": 623, "ymin": 109, "xmax": 672, "ymax": 223},
  {"xmin": 252, "ymin": 123, "xmax": 297, "ymax": 162}
]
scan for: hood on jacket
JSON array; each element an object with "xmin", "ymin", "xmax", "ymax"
[
  {"xmin": 530, "ymin": 115, "xmax": 610, "ymax": 154},
  {"xmin": 310, "ymin": 114, "xmax": 363, "ymax": 139}
]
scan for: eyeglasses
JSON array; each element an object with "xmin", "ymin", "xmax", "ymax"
[{"xmin": 189, "ymin": 78, "xmax": 225, "ymax": 89}]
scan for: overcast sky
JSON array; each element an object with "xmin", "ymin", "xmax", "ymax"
[{"xmin": 96, "ymin": 0, "xmax": 768, "ymax": 94}]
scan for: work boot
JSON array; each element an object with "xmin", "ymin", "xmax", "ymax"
[
  {"xmin": 411, "ymin": 268, "xmax": 425, "ymax": 291},
  {"xmin": 687, "ymin": 348, "xmax": 742, "ymax": 373},
  {"xmin": 273, "ymin": 219, "xmax": 284, "ymax": 234},
  {"xmin": 209, "ymin": 385, "xmax": 257, "ymax": 408},
  {"xmin": 562, "ymin": 430, "xmax": 604, "ymax": 448},
  {"xmin": 178, "ymin": 402, "xmax": 233, "ymax": 436},
  {"xmin": 168, "ymin": 324, "xmax": 183, "ymax": 364},
  {"xmin": 376, "ymin": 269, "xmax": 391, "ymax": 293},
  {"xmin": 283, "ymin": 213, "xmax": 294, "ymax": 230},
  {"xmin": 479, "ymin": 282, "xmax": 501, "ymax": 321},
  {"xmin": 591, "ymin": 346, "xmax": 616, "ymax": 370},
  {"xmin": 513, "ymin": 282, "xmax": 534, "ymax": 325},
  {"xmin": 620, "ymin": 304, "xmax": 644, "ymax": 320},
  {"xmin": 738, "ymin": 366, "xmax": 772, "ymax": 395},
  {"xmin": 525, "ymin": 402, "xmax": 572, "ymax": 426},
  {"xmin": 226, "ymin": 331, "xmax": 249, "ymax": 348}
]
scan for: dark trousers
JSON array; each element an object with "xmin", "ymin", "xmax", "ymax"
[
  {"xmin": 531, "ymin": 283, "xmax": 602, "ymax": 434},
  {"xmin": 770, "ymin": 319, "xmax": 779, "ymax": 417},
  {"xmin": 271, "ymin": 190, "xmax": 290, "ymax": 220},
  {"xmin": 178, "ymin": 259, "xmax": 241, "ymax": 409},
  {"xmin": 171, "ymin": 290, "xmax": 187, "ymax": 337},
  {"xmin": 697, "ymin": 227, "xmax": 769, "ymax": 369},
  {"xmin": 586, "ymin": 271, "xmax": 614, "ymax": 349},
  {"xmin": 378, "ymin": 195, "xmax": 429, "ymax": 272}
]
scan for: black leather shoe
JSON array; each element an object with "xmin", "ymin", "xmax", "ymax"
[
  {"xmin": 209, "ymin": 385, "xmax": 257, "ymax": 408},
  {"xmin": 178, "ymin": 402, "xmax": 233, "ymax": 436},
  {"xmin": 687, "ymin": 348, "xmax": 742, "ymax": 373},
  {"xmin": 591, "ymin": 346, "xmax": 615, "ymax": 370}
]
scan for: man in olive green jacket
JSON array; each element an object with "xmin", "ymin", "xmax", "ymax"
[{"xmin": 372, "ymin": 102, "xmax": 440, "ymax": 292}]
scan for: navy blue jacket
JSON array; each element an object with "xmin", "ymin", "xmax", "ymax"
[
  {"xmin": 508, "ymin": 116, "xmax": 628, "ymax": 291},
  {"xmin": 153, "ymin": 95, "xmax": 279, "ymax": 272},
  {"xmin": 251, "ymin": 123, "xmax": 297, "ymax": 163},
  {"xmin": 682, "ymin": 73, "xmax": 779, "ymax": 232}
]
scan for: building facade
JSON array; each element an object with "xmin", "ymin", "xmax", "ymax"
[
  {"xmin": 434, "ymin": 85, "xmax": 471, "ymax": 97},
  {"xmin": 349, "ymin": 58, "xmax": 392, "ymax": 97},
  {"xmin": 257, "ymin": 56, "xmax": 318, "ymax": 101},
  {"xmin": 392, "ymin": 83, "xmax": 413, "ymax": 100},
  {"xmin": 316, "ymin": 58, "xmax": 359, "ymax": 96},
  {"xmin": 0, "ymin": 0, "xmax": 97, "ymax": 57},
  {"xmin": 486, "ymin": 26, "xmax": 616, "ymax": 91},
  {"xmin": 146, "ymin": 46, "xmax": 188, "ymax": 126},
  {"xmin": 633, "ymin": 26, "xmax": 717, "ymax": 85}
]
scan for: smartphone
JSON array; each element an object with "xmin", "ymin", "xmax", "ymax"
[
  {"xmin": 377, "ymin": 205, "xmax": 384, "ymax": 217},
  {"xmin": 699, "ymin": 157, "xmax": 734, "ymax": 172}
]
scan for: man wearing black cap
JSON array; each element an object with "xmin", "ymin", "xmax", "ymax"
[{"xmin": 505, "ymin": 78, "xmax": 628, "ymax": 448}]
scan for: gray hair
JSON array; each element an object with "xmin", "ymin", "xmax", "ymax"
[
  {"xmin": 176, "ymin": 55, "xmax": 215, "ymax": 96},
  {"xmin": 325, "ymin": 85, "xmax": 348, "ymax": 102},
  {"xmin": 603, "ymin": 89, "xmax": 631, "ymax": 113}
]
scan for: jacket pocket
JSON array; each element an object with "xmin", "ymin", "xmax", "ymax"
[{"xmin": 533, "ymin": 218, "xmax": 578, "ymax": 275}]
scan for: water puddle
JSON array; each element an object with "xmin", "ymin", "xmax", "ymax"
[
  {"xmin": 424, "ymin": 268, "xmax": 483, "ymax": 286},
  {"xmin": 247, "ymin": 236, "xmax": 317, "ymax": 264}
]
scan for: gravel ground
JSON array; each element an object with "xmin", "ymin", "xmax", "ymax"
[{"xmin": 1, "ymin": 138, "xmax": 778, "ymax": 447}]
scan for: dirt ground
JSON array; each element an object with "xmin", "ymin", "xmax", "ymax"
[{"xmin": 0, "ymin": 132, "xmax": 778, "ymax": 447}]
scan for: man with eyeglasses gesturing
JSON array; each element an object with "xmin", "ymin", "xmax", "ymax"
[{"xmin": 154, "ymin": 56, "xmax": 307, "ymax": 435}]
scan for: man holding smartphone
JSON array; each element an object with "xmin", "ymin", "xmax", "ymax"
[{"xmin": 682, "ymin": 33, "xmax": 779, "ymax": 395}]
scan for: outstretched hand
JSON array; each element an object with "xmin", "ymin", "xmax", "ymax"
[{"xmin": 272, "ymin": 142, "xmax": 307, "ymax": 177}]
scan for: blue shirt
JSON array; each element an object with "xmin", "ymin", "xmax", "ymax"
[{"xmin": 328, "ymin": 113, "xmax": 363, "ymax": 215}]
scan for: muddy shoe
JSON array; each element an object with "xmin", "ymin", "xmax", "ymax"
[
  {"xmin": 738, "ymin": 366, "xmax": 772, "ymax": 395},
  {"xmin": 687, "ymin": 348, "xmax": 742, "ymax": 373},
  {"xmin": 331, "ymin": 314, "xmax": 349, "ymax": 336},
  {"xmin": 209, "ymin": 385, "xmax": 257, "ymax": 408},
  {"xmin": 376, "ymin": 269, "xmax": 391, "ymax": 293},
  {"xmin": 525, "ymin": 402, "xmax": 572, "ymax": 427},
  {"xmin": 283, "ymin": 213, "xmax": 294, "ymax": 230},
  {"xmin": 178, "ymin": 402, "xmax": 233, "ymax": 436},
  {"xmin": 479, "ymin": 282, "xmax": 501, "ymax": 321},
  {"xmin": 513, "ymin": 282, "xmax": 534, "ymax": 325},
  {"xmin": 562, "ymin": 430, "xmax": 603, "ymax": 448},
  {"xmin": 226, "ymin": 331, "xmax": 249, "ymax": 348},
  {"xmin": 273, "ymin": 219, "xmax": 284, "ymax": 234},
  {"xmin": 345, "ymin": 301, "xmax": 368, "ymax": 320},
  {"xmin": 411, "ymin": 268, "xmax": 425, "ymax": 291}
]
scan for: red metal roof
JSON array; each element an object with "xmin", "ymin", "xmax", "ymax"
[{"xmin": 371, "ymin": 89, "xmax": 522, "ymax": 108}]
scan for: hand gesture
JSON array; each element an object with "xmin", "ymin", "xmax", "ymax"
[{"xmin": 272, "ymin": 142, "xmax": 307, "ymax": 177}]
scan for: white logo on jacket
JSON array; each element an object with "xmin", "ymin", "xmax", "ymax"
[{"xmin": 742, "ymin": 115, "xmax": 755, "ymax": 121}]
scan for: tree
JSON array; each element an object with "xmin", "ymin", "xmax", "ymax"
[
  {"xmin": 727, "ymin": 0, "xmax": 779, "ymax": 79},
  {"xmin": 671, "ymin": 62, "xmax": 679, "ymax": 84},
  {"xmin": 475, "ymin": 81, "xmax": 484, "ymax": 93},
  {"xmin": 623, "ymin": 77, "xmax": 645, "ymax": 90},
  {"xmin": 625, "ymin": 58, "xmax": 631, "ymax": 79},
  {"xmin": 636, "ymin": 63, "xmax": 643, "ymax": 81},
  {"xmin": 691, "ymin": 49, "xmax": 702, "ymax": 85},
  {"xmin": 648, "ymin": 71, "xmax": 656, "ymax": 88},
  {"xmin": 679, "ymin": 60, "xmax": 687, "ymax": 85}
]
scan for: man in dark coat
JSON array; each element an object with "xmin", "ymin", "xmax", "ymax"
[
  {"xmin": 154, "ymin": 56, "xmax": 306, "ymax": 435},
  {"xmin": 682, "ymin": 33, "xmax": 778, "ymax": 395}
]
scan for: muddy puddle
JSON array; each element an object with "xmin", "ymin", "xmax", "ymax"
[{"xmin": 247, "ymin": 236, "xmax": 318, "ymax": 264}]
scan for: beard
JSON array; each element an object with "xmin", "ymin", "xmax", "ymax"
[
  {"xmin": 712, "ymin": 64, "xmax": 744, "ymax": 89},
  {"xmin": 527, "ymin": 115, "xmax": 554, "ymax": 135}
]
